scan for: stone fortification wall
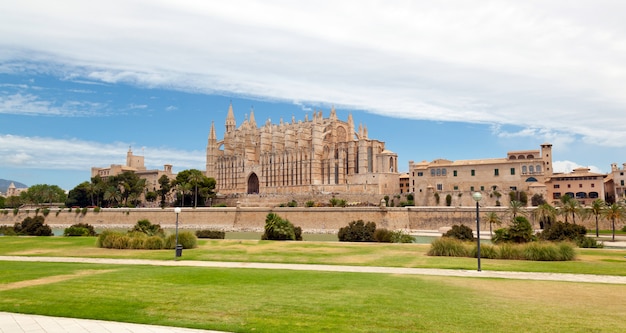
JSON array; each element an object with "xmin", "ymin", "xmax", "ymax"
[{"xmin": 0, "ymin": 206, "xmax": 608, "ymax": 232}]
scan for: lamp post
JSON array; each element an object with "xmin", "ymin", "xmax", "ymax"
[
  {"xmin": 174, "ymin": 207, "xmax": 181, "ymax": 258},
  {"xmin": 472, "ymin": 192, "xmax": 482, "ymax": 272}
]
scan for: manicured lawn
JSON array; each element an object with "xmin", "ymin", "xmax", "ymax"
[
  {"xmin": 0, "ymin": 236, "xmax": 624, "ymax": 276},
  {"xmin": 1, "ymin": 260, "xmax": 625, "ymax": 333}
]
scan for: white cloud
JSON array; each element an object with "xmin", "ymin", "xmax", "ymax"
[
  {"xmin": 0, "ymin": 134, "xmax": 205, "ymax": 171},
  {"xmin": 553, "ymin": 160, "xmax": 603, "ymax": 174},
  {"xmin": 0, "ymin": 92, "xmax": 106, "ymax": 116},
  {"xmin": 1, "ymin": 1, "xmax": 626, "ymax": 147}
]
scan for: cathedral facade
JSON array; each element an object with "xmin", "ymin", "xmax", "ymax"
[{"xmin": 205, "ymin": 104, "xmax": 400, "ymax": 199}]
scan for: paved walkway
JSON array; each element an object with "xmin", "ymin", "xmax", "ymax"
[
  {"xmin": 1, "ymin": 255, "xmax": 625, "ymax": 332},
  {"xmin": 0, "ymin": 312, "xmax": 226, "ymax": 333}
]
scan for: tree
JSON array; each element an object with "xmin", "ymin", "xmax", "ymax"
[
  {"xmin": 603, "ymin": 203, "xmax": 625, "ymax": 241},
  {"xmin": 65, "ymin": 182, "xmax": 92, "ymax": 207},
  {"xmin": 508, "ymin": 200, "xmax": 525, "ymax": 219},
  {"xmin": 589, "ymin": 199, "xmax": 605, "ymax": 238},
  {"xmin": 533, "ymin": 203, "xmax": 558, "ymax": 230},
  {"xmin": 21, "ymin": 184, "xmax": 67, "ymax": 205},
  {"xmin": 484, "ymin": 211, "xmax": 502, "ymax": 236},
  {"xmin": 186, "ymin": 169, "xmax": 204, "ymax": 208},
  {"xmin": 103, "ymin": 186, "xmax": 122, "ymax": 207},
  {"xmin": 157, "ymin": 175, "xmax": 173, "ymax": 208}
]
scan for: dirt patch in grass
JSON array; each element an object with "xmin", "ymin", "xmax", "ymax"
[{"xmin": 0, "ymin": 269, "xmax": 117, "ymax": 291}]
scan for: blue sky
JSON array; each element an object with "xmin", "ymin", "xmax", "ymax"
[{"xmin": 1, "ymin": 1, "xmax": 626, "ymax": 191}]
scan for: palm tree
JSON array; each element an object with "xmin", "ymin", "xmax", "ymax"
[
  {"xmin": 484, "ymin": 211, "xmax": 501, "ymax": 236},
  {"xmin": 187, "ymin": 171, "xmax": 204, "ymax": 208},
  {"xmin": 176, "ymin": 182, "xmax": 192, "ymax": 207},
  {"xmin": 603, "ymin": 203, "xmax": 625, "ymax": 241},
  {"xmin": 103, "ymin": 186, "xmax": 122, "ymax": 207},
  {"xmin": 589, "ymin": 199, "xmax": 605, "ymax": 237},
  {"xmin": 508, "ymin": 200, "xmax": 525, "ymax": 219},
  {"xmin": 533, "ymin": 203, "xmax": 558, "ymax": 230}
]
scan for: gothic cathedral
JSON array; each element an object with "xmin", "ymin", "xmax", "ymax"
[{"xmin": 205, "ymin": 104, "xmax": 399, "ymax": 200}]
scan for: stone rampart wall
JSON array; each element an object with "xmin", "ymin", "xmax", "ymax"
[{"xmin": 0, "ymin": 206, "xmax": 608, "ymax": 232}]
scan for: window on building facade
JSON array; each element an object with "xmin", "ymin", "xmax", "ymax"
[
  {"xmin": 470, "ymin": 186, "xmax": 474, "ymax": 192},
  {"xmin": 453, "ymin": 170, "xmax": 457, "ymax": 177},
  {"xmin": 579, "ymin": 184, "xmax": 583, "ymax": 188},
  {"xmin": 510, "ymin": 168, "xmax": 515, "ymax": 175},
  {"xmin": 442, "ymin": 168, "xmax": 447, "ymax": 176},
  {"xmin": 536, "ymin": 165, "xmax": 542, "ymax": 173},
  {"xmin": 591, "ymin": 183, "xmax": 595, "ymax": 188},
  {"xmin": 553, "ymin": 192, "xmax": 561, "ymax": 199},
  {"xmin": 554, "ymin": 184, "xmax": 560, "ymax": 188},
  {"xmin": 529, "ymin": 165, "xmax": 535, "ymax": 173},
  {"xmin": 522, "ymin": 166, "xmax": 527, "ymax": 174},
  {"xmin": 437, "ymin": 184, "xmax": 443, "ymax": 191},
  {"xmin": 431, "ymin": 169, "xmax": 436, "ymax": 176},
  {"xmin": 621, "ymin": 180, "xmax": 625, "ymax": 186},
  {"xmin": 494, "ymin": 169, "xmax": 499, "ymax": 176},
  {"xmin": 471, "ymin": 169, "xmax": 475, "ymax": 176},
  {"xmin": 480, "ymin": 186, "xmax": 485, "ymax": 191},
  {"xmin": 454, "ymin": 185, "xmax": 458, "ymax": 190},
  {"xmin": 567, "ymin": 184, "xmax": 571, "ymax": 188}
]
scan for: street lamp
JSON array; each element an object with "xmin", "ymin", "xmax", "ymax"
[
  {"xmin": 472, "ymin": 192, "xmax": 482, "ymax": 272},
  {"xmin": 174, "ymin": 207, "xmax": 181, "ymax": 258}
]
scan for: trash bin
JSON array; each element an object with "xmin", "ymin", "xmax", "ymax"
[{"xmin": 175, "ymin": 244, "xmax": 183, "ymax": 257}]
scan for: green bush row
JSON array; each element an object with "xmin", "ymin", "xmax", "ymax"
[
  {"xmin": 97, "ymin": 230, "xmax": 197, "ymax": 250},
  {"xmin": 428, "ymin": 237, "xmax": 576, "ymax": 261},
  {"xmin": 196, "ymin": 229, "xmax": 226, "ymax": 239}
]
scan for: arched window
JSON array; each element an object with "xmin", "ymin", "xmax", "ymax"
[
  {"xmin": 522, "ymin": 166, "xmax": 527, "ymax": 174},
  {"xmin": 576, "ymin": 192, "xmax": 587, "ymax": 199},
  {"xmin": 529, "ymin": 165, "xmax": 535, "ymax": 173},
  {"xmin": 518, "ymin": 155, "xmax": 526, "ymax": 159},
  {"xmin": 536, "ymin": 165, "xmax": 542, "ymax": 173},
  {"xmin": 589, "ymin": 192, "xmax": 599, "ymax": 198},
  {"xmin": 526, "ymin": 177, "xmax": 538, "ymax": 182}
]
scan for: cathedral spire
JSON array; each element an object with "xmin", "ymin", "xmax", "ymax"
[
  {"xmin": 249, "ymin": 107, "xmax": 257, "ymax": 128},
  {"xmin": 330, "ymin": 106, "xmax": 337, "ymax": 120},
  {"xmin": 209, "ymin": 120, "xmax": 216, "ymax": 140},
  {"xmin": 225, "ymin": 102, "xmax": 236, "ymax": 133}
]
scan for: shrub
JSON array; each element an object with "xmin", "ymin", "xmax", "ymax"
[
  {"xmin": 196, "ymin": 229, "xmax": 226, "ymax": 239},
  {"xmin": 42, "ymin": 208, "xmax": 50, "ymax": 216},
  {"xmin": 445, "ymin": 194, "xmax": 452, "ymax": 206},
  {"xmin": 262, "ymin": 213, "xmax": 298, "ymax": 241},
  {"xmin": 442, "ymin": 224, "xmax": 474, "ymax": 241},
  {"xmin": 427, "ymin": 237, "xmax": 471, "ymax": 257},
  {"xmin": 373, "ymin": 228, "xmax": 393, "ymax": 243},
  {"xmin": 0, "ymin": 225, "xmax": 17, "ymax": 236},
  {"xmin": 166, "ymin": 231, "xmax": 198, "ymax": 249},
  {"xmin": 305, "ymin": 200, "xmax": 315, "ymax": 207},
  {"xmin": 64, "ymin": 223, "xmax": 97, "ymax": 237},
  {"xmin": 97, "ymin": 230, "xmax": 126, "ymax": 248},
  {"xmin": 498, "ymin": 243, "xmax": 524, "ymax": 260},
  {"xmin": 14, "ymin": 216, "xmax": 53, "ymax": 236},
  {"xmin": 93, "ymin": 207, "xmax": 101, "ymax": 213},
  {"xmin": 112, "ymin": 235, "xmax": 131, "ymax": 249},
  {"xmin": 473, "ymin": 243, "xmax": 499, "ymax": 259},
  {"xmin": 64, "ymin": 226, "xmax": 91, "ymax": 237},
  {"xmin": 338, "ymin": 220, "xmax": 376, "ymax": 242},
  {"xmin": 390, "ymin": 230, "xmax": 415, "ymax": 243},
  {"xmin": 622, "ymin": 225, "xmax": 626, "ymax": 232},
  {"xmin": 294, "ymin": 226, "xmax": 303, "ymax": 241},
  {"xmin": 577, "ymin": 237, "xmax": 604, "ymax": 248},
  {"xmin": 539, "ymin": 222, "xmax": 586, "ymax": 242},
  {"xmin": 13, "ymin": 208, "xmax": 18, "ymax": 216},
  {"xmin": 144, "ymin": 236, "xmax": 165, "ymax": 249},
  {"xmin": 493, "ymin": 216, "xmax": 534, "ymax": 244},
  {"xmin": 132, "ymin": 219, "xmax": 164, "ymax": 237},
  {"xmin": 129, "ymin": 234, "xmax": 147, "ymax": 249}
]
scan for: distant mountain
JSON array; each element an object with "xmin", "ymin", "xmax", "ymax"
[{"xmin": 0, "ymin": 179, "xmax": 28, "ymax": 194}]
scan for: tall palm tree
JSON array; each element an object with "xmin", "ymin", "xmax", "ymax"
[
  {"xmin": 589, "ymin": 199, "xmax": 605, "ymax": 237},
  {"xmin": 484, "ymin": 211, "xmax": 501, "ymax": 236},
  {"xmin": 103, "ymin": 186, "xmax": 122, "ymax": 207},
  {"xmin": 187, "ymin": 171, "xmax": 204, "ymax": 208},
  {"xmin": 603, "ymin": 202, "xmax": 625, "ymax": 241},
  {"xmin": 508, "ymin": 200, "xmax": 525, "ymax": 219},
  {"xmin": 564, "ymin": 199, "xmax": 580, "ymax": 224},
  {"xmin": 176, "ymin": 182, "xmax": 192, "ymax": 207},
  {"xmin": 533, "ymin": 203, "xmax": 558, "ymax": 230}
]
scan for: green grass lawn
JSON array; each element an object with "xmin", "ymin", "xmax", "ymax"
[
  {"xmin": 1, "ymin": 236, "xmax": 624, "ymax": 276},
  {"xmin": 1, "ymin": 260, "xmax": 625, "ymax": 333},
  {"xmin": 0, "ymin": 237, "xmax": 625, "ymax": 332}
]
